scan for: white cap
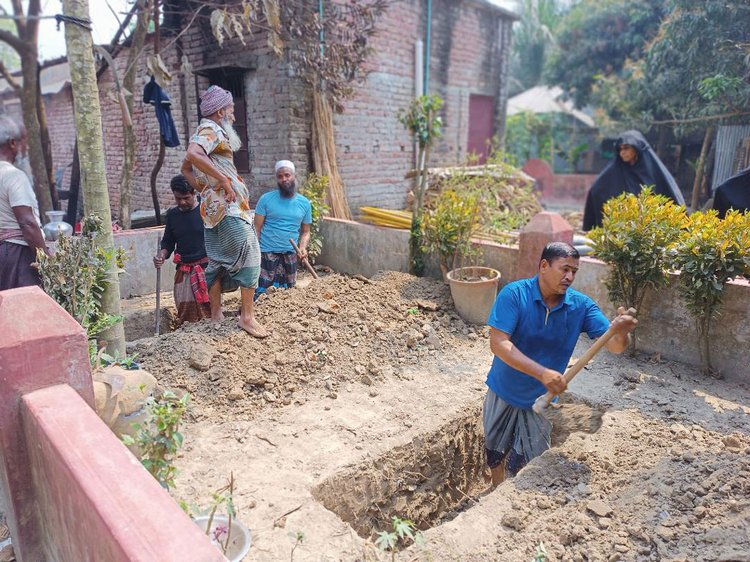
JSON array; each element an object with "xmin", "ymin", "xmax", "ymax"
[{"xmin": 275, "ymin": 160, "xmax": 295, "ymax": 173}]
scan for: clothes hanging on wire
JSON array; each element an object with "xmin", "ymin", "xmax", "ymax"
[{"xmin": 143, "ymin": 76, "xmax": 180, "ymax": 148}]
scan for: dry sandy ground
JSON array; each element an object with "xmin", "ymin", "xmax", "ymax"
[{"xmin": 126, "ymin": 272, "xmax": 750, "ymax": 562}]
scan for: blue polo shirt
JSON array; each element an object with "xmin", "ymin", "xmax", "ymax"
[
  {"xmin": 255, "ymin": 190, "xmax": 312, "ymax": 253},
  {"xmin": 486, "ymin": 276, "xmax": 609, "ymax": 409}
]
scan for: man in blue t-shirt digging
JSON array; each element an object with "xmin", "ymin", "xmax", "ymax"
[
  {"xmin": 484, "ymin": 242, "xmax": 637, "ymax": 486},
  {"xmin": 254, "ymin": 160, "xmax": 313, "ymax": 298}
]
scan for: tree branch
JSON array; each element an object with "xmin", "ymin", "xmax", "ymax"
[
  {"xmin": 650, "ymin": 111, "xmax": 750, "ymax": 126},
  {"xmin": 0, "ymin": 28, "xmax": 27, "ymax": 54},
  {"xmin": 0, "ymin": 60, "xmax": 21, "ymax": 93}
]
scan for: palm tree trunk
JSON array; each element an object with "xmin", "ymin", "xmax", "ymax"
[{"xmin": 62, "ymin": 0, "xmax": 125, "ymax": 356}]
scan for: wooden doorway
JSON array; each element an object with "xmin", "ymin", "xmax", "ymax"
[{"xmin": 467, "ymin": 94, "xmax": 495, "ymax": 164}]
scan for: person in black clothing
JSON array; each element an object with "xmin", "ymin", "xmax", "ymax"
[
  {"xmin": 713, "ymin": 166, "xmax": 750, "ymax": 218},
  {"xmin": 583, "ymin": 130, "xmax": 685, "ymax": 230},
  {"xmin": 154, "ymin": 175, "xmax": 211, "ymax": 324}
]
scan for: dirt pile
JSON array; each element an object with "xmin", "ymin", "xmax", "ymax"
[
  {"xmin": 451, "ymin": 415, "xmax": 750, "ymax": 562},
  {"xmin": 133, "ymin": 272, "xmax": 488, "ymax": 420}
]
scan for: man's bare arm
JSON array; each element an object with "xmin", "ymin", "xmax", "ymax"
[
  {"xmin": 489, "ymin": 327, "xmax": 567, "ymax": 395},
  {"xmin": 12, "ymin": 205, "xmax": 48, "ymax": 255},
  {"xmin": 297, "ymin": 223, "xmax": 311, "ymax": 259},
  {"xmin": 605, "ymin": 307, "xmax": 637, "ymax": 354}
]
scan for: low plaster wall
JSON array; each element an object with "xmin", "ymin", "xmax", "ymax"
[
  {"xmin": 114, "ymin": 227, "xmax": 175, "ymax": 298},
  {"xmin": 0, "ymin": 287, "xmax": 224, "ymax": 562},
  {"xmin": 318, "ymin": 218, "xmax": 750, "ymax": 381}
]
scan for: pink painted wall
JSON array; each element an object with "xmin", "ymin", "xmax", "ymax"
[{"xmin": 0, "ymin": 287, "xmax": 224, "ymax": 562}]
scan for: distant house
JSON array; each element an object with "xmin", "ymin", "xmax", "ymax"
[
  {"xmin": 506, "ymin": 85, "xmax": 602, "ymax": 174},
  {"xmin": 0, "ymin": 0, "xmax": 517, "ymax": 222}
]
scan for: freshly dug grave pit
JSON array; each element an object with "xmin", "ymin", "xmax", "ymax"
[{"xmin": 312, "ymin": 395, "xmax": 605, "ymax": 539}]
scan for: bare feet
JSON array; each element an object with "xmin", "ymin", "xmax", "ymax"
[{"xmin": 238, "ymin": 316, "xmax": 269, "ymax": 338}]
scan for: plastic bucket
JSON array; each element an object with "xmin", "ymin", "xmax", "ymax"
[{"xmin": 193, "ymin": 515, "xmax": 252, "ymax": 562}]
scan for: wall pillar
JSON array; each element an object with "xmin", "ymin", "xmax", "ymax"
[{"xmin": 517, "ymin": 212, "xmax": 574, "ymax": 279}]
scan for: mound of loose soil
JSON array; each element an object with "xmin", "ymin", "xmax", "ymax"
[{"xmin": 133, "ymin": 272, "xmax": 488, "ymax": 420}]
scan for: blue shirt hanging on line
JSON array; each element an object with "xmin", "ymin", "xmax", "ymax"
[
  {"xmin": 143, "ymin": 76, "xmax": 180, "ymax": 148},
  {"xmin": 485, "ymin": 276, "xmax": 610, "ymax": 409}
]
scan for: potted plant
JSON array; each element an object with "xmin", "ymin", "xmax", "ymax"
[{"xmin": 422, "ymin": 188, "xmax": 500, "ymax": 324}]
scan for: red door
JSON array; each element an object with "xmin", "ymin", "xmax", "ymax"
[{"xmin": 467, "ymin": 94, "xmax": 495, "ymax": 164}]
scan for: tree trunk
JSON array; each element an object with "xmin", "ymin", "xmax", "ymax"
[
  {"xmin": 20, "ymin": 49, "xmax": 53, "ymax": 216},
  {"xmin": 62, "ymin": 0, "xmax": 125, "ymax": 356},
  {"xmin": 119, "ymin": 0, "xmax": 151, "ymax": 229},
  {"xmin": 690, "ymin": 125, "xmax": 716, "ymax": 212},
  {"xmin": 36, "ymin": 63, "xmax": 59, "ymax": 210},
  {"xmin": 697, "ymin": 316, "xmax": 712, "ymax": 375}
]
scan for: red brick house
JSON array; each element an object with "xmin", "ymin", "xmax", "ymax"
[{"xmin": 0, "ymin": 0, "xmax": 516, "ymax": 221}]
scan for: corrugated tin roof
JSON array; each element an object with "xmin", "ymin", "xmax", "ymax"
[
  {"xmin": 507, "ymin": 85, "xmax": 596, "ymax": 129},
  {"xmin": 712, "ymin": 125, "xmax": 750, "ymax": 190}
]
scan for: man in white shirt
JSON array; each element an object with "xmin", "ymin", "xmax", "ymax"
[{"xmin": 0, "ymin": 116, "xmax": 47, "ymax": 291}]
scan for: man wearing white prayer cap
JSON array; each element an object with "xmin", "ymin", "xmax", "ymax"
[{"xmin": 253, "ymin": 160, "xmax": 313, "ymax": 298}]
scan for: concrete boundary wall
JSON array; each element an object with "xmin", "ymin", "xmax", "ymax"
[
  {"xmin": 318, "ymin": 218, "xmax": 750, "ymax": 381},
  {"xmin": 0, "ymin": 287, "xmax": 224, "ymax": 561}
]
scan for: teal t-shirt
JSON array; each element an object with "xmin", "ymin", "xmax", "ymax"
[{"xmin": 255, "ymin": 190, "xmax": 312, "ymax": 253}]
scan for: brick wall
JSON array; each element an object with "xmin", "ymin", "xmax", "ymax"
[
  {"xmin": 35, "ymin": 0, "xmax": 514, "ymax": 222},
  {"xmin": 335, "ymin": 0, "xmax": 515, "ymax": 214}
]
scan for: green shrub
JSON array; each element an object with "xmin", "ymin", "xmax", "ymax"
[
  {"xmin": 35, "ymin": 214, "xmax": 125, "ymax": 363},
  {"xmin": 588, "ymin": 187, "xmax": 687, "ymax": 351},
  {"xmin": 422, "ymin": 189, "xmax": 484, "ymax": 276},
  {"xmin": 122, "ymin": 390, "xmax": 189, "ymax": 490},
  {"xmin": 300, "ymin": 173, "xmax": 330, "ymax": 261},
  {"xmin": 672, "ymin": 209, "xmax": 750, "ymax": 374}
]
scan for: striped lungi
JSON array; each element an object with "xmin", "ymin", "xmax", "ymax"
[
  {"xmin": 483, "ymin": 388, "xmax": 551, "ymax": 476},
  {"xmin": 204, "ymin": 216, "xmax": 261, "ymax": 292}
]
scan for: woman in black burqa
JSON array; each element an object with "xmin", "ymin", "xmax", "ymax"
[
  {"xmin": 712, "ymin": 167, "xmax": 750, "ymax": 218},
  {"xmin": 583, "ymin": 130, "xmax": 686, "ymax": 230}
]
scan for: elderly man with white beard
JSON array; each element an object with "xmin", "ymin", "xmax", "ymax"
[
  {"xmin": 181, "ymin": 85, "xmax": 268, "ymax": 337},
  {"xmin": 0, "ymin": 115, "xmax": 48, "ymax": 291}
]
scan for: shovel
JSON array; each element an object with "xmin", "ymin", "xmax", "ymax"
[
  {"xmin": 289, "ymin": 238, "xmax": 319, "ymax": 279},
  {"xmin": 532, "ymin": 307, "xmax": 637, "ymax": 431},
  {"xmin": 155, "ymin": 237, "xmax": 162, "ymax": 336}
]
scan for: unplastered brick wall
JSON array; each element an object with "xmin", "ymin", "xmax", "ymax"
[
  {"xmin": 41, "ymin": 25, "xmax": 307, "ymax": 220},
  {"xmin": 334, "ymin": 0, "xmax": 515, "ymax": 215}
]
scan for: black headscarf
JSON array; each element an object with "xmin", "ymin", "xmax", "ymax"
[
  {"xmin": 583, "ymin": 130, "xmax": 686, "ymax": 230},
  {"xmin": 712, "ymin": 167, "xmax": 750, "ymax": 218}
]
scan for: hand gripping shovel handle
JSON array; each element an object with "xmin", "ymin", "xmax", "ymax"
[
  {"xmin": 289, "ymin": 238, "xmax": 319, "ymax": 279},
  {"xmin": 532, "ymin": 307, "xmax": 636, "ymax": 415}
]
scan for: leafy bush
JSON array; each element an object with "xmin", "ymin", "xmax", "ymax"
[
  {"xmin": 35, "ymin": 214, "xmax": 125, "ymax": 362},
  {"xmin": 122, "ymin": 390, "xmax": 189, "ymax": 490},
  {"xmin": 299, "ymin": 173, "xmax": 330, "ymax": 261},
  {"xmin": 588, "ymin": 187, "xmax": 687, "ymax": 351},
  {"xmin": 422, "ymin": 189, "xmax": 484, "ymax": 276},
  {"xmin": 672, "ymin": 209, "xmax": 750, "ymax": 374}
]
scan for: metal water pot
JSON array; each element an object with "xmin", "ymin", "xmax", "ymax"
[{"xmin": 42, "ymin": 210, "xmax": 73, "ymax": 241}]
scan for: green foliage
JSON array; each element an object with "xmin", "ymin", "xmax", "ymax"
[
  {"xmin": 0, "ymin": 19, "xmax": 21, "ymax": 72},
  {"xmin": 545, "ymin": 0, "xmax": 665, "ymax": 110},
  {"xmin": 422, "ymin": 189, "xmax": 484, "ymax": 275},
  {"xmin": 532, "ymin": 541, "xmax": 548, "ymax": 562},
  {"xmin": 435, "ymin": 153, "xmax": 542, "ymax": 237},
  {"xmin": 289, "ymin": 530, "xmax": 305, "ymax": 561},
  {"xmin": 397, "ymin": 95, "xmax": 444, "ymax": 150},
  {"xmin": 398, "ymin": 95, "xmax": 444, "ymax": 276},
  {"xmin": 97, "ymin": 351, "xmax": 140, "ymax": 370},
  {"xmin": 589, "ymin": 188, "xmax": 686, "ymax": 350},
  {"xmin": 299, "ymin": 173, "xmax": 330, "ymax": 261},
  {"xmin": 510, "ymin": 0, "xmax": 565, "ymax": 94},
  {"xmin": 375, "ymin": 516, "xmax": 423, "ymax": 560},
  {"xmin": 631, "ymin": 0, "xmax": 750, "ymax": 131},
  {"xmin": 121, "ymin": 390, "xmax": 189, "ymax": 490},
  {"xmin": 504, "ymin": 111, "xmax": 591, "ymax": 172},
  {"xmin": 672, "ymin": 210, "xmax": 750, "ymax": 373},
  {"xmin": 36, "ymin": 214, "xmax": 125, "ymax": 362}
]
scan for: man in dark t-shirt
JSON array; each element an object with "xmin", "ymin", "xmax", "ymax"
[{"xmin": 154, "ymin": 175, "xmax": 211, "ymax": 324}]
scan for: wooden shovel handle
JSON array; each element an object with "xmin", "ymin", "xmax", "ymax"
[
  {"xmin": 532, "ymin": 307, "xmax": 636, "ymax": 414},
  {"xmin": 289, "ymin": 238, "xmax": 318, "ymax": 279}
]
